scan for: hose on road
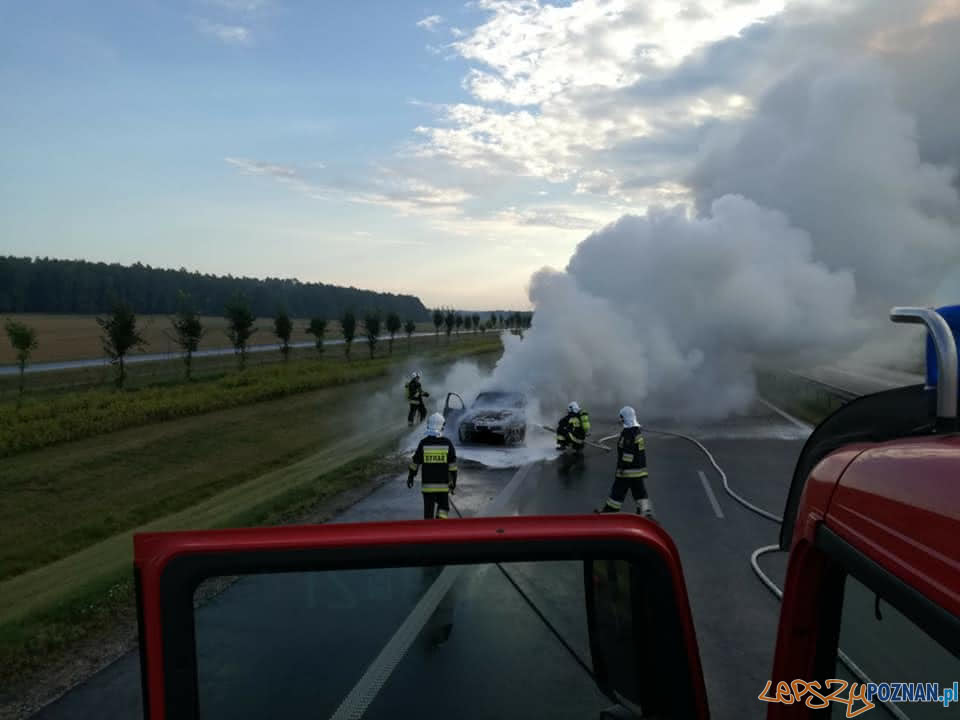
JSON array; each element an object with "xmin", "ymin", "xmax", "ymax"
[{"xmin": 647, "ymin": 413, "xmax": 906, "ymax": 718}]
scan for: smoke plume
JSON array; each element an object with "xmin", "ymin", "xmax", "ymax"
[{"xmin": 484, "ymin": 5, "xmax": 960, "ymax": 420}]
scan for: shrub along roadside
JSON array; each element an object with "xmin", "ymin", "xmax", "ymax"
[{"xmin": 0, "ymin": 334, "xmax": 501, "ymax": 458}]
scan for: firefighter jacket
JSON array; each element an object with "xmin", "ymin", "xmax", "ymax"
[
  {"xmin": 409, "ymin": 436, "xmax": 458, "ymax": 492},
  {"xmin": 616, "ymin": 427, "xmax": 648, "ymax": 479},
  {"xmin": 406, "ymin": 379, "xmax": 428, "ymax": 405},
  {"xmin": 557, "ymin": 410, "xmax": 591, "ymax": 446}
]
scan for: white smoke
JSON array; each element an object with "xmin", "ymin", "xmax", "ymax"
[
  {"xmin": 482, "ymin": 28, "xmax": 960, "ymax": 420},
  {"xmin": 489, "ymin": 198, "xmax": 860, "ymax": 420}
]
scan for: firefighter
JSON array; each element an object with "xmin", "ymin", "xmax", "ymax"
[
  {"xmin": 405, "ymin": 371, "xmax": 430, "ymax": 426},
  {"xmin": 408, "ymin": 412, "xmax": 458, "ymax": 519},
  {"xmin": 556, "ymin": 401, "xmax": 591, "ymax": 454},
  {"xmin": 596, "ymin": 406, "xmax": 652, "ymax": 518}
]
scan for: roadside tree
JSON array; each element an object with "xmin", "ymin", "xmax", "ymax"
[
  {"xmin": 386, "ymin": 312, "xmax": 401, "ymax": 355},
  {"xmin": 274, "ymin": 309, "xmax": 294, "ymax": 361},
  {"xmin": 98, "ymin": 301, "xmax": 147, "ymax": 388},
  {"xmin": 224, "ymin": 294, "xmax": 257, "ymax": 370},
  {"xmin": 341, "ymin": 310, "xmax": 357, "ymax": 359},
  {"xmin": 306, "ymin": 317, "xmax": 327, "ymax": 355},
  {"xmin": 4, "ymin": 318, "xmax": 38, "ymax": 403},
  {"xmin": 169, "ymin": 291, "xmax": 205, "ymax": 380},
  {"xmin": 363, "ymin": 312, "xmax": 381, "ymax": 359}
]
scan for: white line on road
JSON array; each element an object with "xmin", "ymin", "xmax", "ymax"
[
  {"xmin": 697, "ymin": 470, "xmax": 725, "ymax": 519},
  {"xmin": 757, "ymin": 397, "xmax": 813, "ymax": 432},
  {"xmin": 327, "ymin": 462, "xmax": 534, "ymax": 720}
]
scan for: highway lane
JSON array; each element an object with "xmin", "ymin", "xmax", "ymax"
[
  {"xmin": 512, "ymin": 406, "xmax": 806, "ymax": 719},
  {"xmin": 789, "ymin": 364, "xmax": 923, "ymax": 397},
  {"xmin": 30, "ymin": 404, "xmax": 807, "ymax": 720}
]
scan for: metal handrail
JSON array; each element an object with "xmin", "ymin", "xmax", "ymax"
[{"xmin": 890, "ymin": 307, "xmax": 958, "ymax": 421}]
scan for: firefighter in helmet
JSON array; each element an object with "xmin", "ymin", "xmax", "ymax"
[
  {"xmin": 405, "ymin": 371, "xmax": 430, "ymax": 426},
  {"xmin": 408, "ymin": 413, "xmax": 458, "ymax": 519},
  {"xmin": 596, "ymin": 406, "xmax": 653, "ymax": 518},
  {"xmin": 556, "ymin": 401, "xmax": 591, "ymax": 455}
]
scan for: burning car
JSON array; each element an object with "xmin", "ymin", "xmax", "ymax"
[{"xmin": 443, "ymin": 391, "xmax": 527, "ymax": 445}]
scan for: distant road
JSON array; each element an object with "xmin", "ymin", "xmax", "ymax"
[
  {"xmin": 0, "ymin": 333, "xmax": 439, "ymax": 376},
  {"xmin": 787, "ymin": 363, "xmax": 924, "ymax": 398}
]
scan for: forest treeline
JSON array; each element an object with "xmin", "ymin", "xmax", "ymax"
[{"xmin": 0, "ymin": 256, "xmax": 429, "ymax": 319}]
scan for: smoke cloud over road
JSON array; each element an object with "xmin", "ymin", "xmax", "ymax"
[{"xmin": 483, "ymin": 5, "xmax": 960, "ymax": 421}]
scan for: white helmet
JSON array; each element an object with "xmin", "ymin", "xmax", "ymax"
[
  {"xmin": 411, "ymin": 370, "xmax": 421, "ymax": 380},
  {"xmin": 568, "ymin": 401, "xmax": 580, "ymax": 414},
  {"xmin": 619, "ymin": 406, "xmax": 640, "ymax": 428},
  {"xmin": 426, "ymin": 412, "xmax": 445, "ymax": 436}
]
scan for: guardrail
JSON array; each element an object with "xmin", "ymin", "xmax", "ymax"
[{"xmin": 756, "ymin": 368, "xmax": 858, "ymax": 424}]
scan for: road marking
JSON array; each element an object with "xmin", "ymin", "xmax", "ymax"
[
  {"xmin": 697, "ymin": 470, "xmax": 724, "ymax": 519},
  {"xmin": 757, "ymin": 397, "xmax": 813, "ymax": 432},
  {"xmin": 327, "ymin": 462, "xmax": 534, "ymax": 720}
]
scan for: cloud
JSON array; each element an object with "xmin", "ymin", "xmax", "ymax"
[
  {"xmin": 224, "ymin": 157, "xmax": 472, "ymax": 217},
  {"xmin": 203, "ymin": 0, "xmax": 271, "ymax": 11},
  {"xmin": 225, "ymin": 157, "xmax": 299, "ymax": 178},
  {"xmin": 195, "ymin": 19, "xmax": 252, "ymax": 45},
  {"xmin": 496, "ymin": 206, "xmax": 600, "ymax": 230},
  {"xmin": 468, "ymin": 0, "xmax": 960, "ymax": 419},
  {"xmin": 416, "ymin": 15, "xmax": 445, "ymax": 31}
]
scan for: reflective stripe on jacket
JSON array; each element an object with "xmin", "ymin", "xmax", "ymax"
[
  {"xmin": 409, "ymin": 436, "xmax": 458, "ymax": 491},
  {"xmin": 616, "ymin": 427, "xmax": 648, "ymax": 479}
]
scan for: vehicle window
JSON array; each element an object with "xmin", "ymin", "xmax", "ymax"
[
  {"xmin": 831, "ymin": 574, "xmax": 959, "ymax": 719},
  {"xmin": 193, "ymin": 561, "xmax": 606, "ymax": 719}
]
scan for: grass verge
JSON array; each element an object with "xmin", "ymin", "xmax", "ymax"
[
  {"xmin": 0, "ymin": 450, "xmax": 403, "ymax": 715},
  {"xmin": 1, "ymin": 333, "xmax": 500, "ymax": 457},
  {"xmin": 756, "ymin": 368, "xmax": 852, "ymax": 424}
]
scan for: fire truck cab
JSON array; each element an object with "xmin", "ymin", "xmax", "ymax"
[{"xmin": 133, "ymin": 307, "xmax": 960, "ymax": 719}]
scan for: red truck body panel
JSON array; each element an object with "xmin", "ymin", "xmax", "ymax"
[
  {"xmin": 769, "ymin": 432, "xmax": 960, "ymax": 719},
  {"xmin": 827, "ymin": 435, "xmax": 960, "ymax": 618}
]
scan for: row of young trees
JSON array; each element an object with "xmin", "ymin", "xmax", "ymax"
[
  {"xmin": 3, "ymin": 293, "xmax": 427, "ymax": 396},
  {"xmin": 4, "ymin": 297, "xmax": 533, "ymax": 399},
  {"xmin": 430, "ymin": 309, "xmax": 533, "ymax": 341}
]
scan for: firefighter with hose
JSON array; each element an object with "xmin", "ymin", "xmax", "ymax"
[
  {"xmin": 408, "ymin": 412, "xmax": 458, "ymax": 519},
  {"xmin": 596, "ymin": 406, "xmax": 653, "ymax": 518},
  {"xmin": 405, "ymin": 371, "xmax": 430, "ymax": 427},
  {"xmin": 555, "ymin": 401, "xmax": 591, "ymax": 456}
]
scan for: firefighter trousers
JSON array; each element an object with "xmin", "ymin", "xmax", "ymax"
[
  {"xmin": 603, "ymin": 475, "xmax": 648, "ymax": 512},
  {"xmin": 408, "ymin": 401, "xmax": 427, "ymax": 424},
  {"xmin": 423, "ymin": 492, "xmax": 450, "ymax": 519}
]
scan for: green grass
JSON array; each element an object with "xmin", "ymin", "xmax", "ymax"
[
  {"xmin": 0, "ymin": 333, "xmax": 501, "ymax": 457},
  {"xmin": 0, "ymin": 333, "xmax": 501, "ymax": 707},
  {"xmin": 0, "ymin": 450, "xmax": 402, "ymax": 700},
  {"xmin": 0, "ymin": 343, "xmax": 500, "ymax": 583},
  {"xmin": 755, "ymin": 368, "xmax": 849, "ymax": 424}
]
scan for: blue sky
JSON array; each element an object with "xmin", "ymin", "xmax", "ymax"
[{"xmin": 5, "ymin": 0, "xmax": 911, "ymax": 309}]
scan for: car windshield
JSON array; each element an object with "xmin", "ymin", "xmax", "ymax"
[{"xmin": 473, "ymin": 392, "xmax": 525, "ymax": 409}]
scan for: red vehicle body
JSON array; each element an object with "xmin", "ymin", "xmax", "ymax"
[{"xmin": 769, "ymin": 432, "xmax": 960, "ymax": 719}]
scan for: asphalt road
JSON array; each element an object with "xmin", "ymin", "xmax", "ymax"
[
  {"xmin": 0, "ymin": 333, "xmax": 439, "ymax": 375},
  {"xmin": 790, "ymin": 364, "xmax": 923, "ymax": 397},
  {"xmin": 32, "ymin": 403, "xmax": 809, "ymax": 720}
]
